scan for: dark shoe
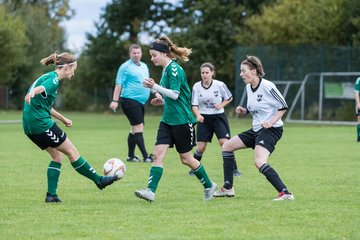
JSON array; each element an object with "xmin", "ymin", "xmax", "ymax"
[
  {"xmin": 127, "ymin": 156, "xmax": 140, "ymax": 162},
  {"xmin": 143, "ymin": 154, "xmax": 153, "ymax": 163},
  {"xmin": 233, "ymin": 169, "xmax": 242, "ymax": 177},
  {"xmin": 45, "ymin": 192, "xmax": 62, "ymax": 203},
  {"xmin": 96, "ymin": 175, "xmax": 118, "ymax": 190}
]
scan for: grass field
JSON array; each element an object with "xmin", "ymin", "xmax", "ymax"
[{"xmin": 0, "ymin": 111, "xmax": 359, "ymax": 239}]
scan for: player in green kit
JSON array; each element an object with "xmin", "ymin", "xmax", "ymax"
[
  {"xmin": 23, "ymin": 52, "xmax": 118, "ymax": 203},
  {"xmin": 354, "ymin": 77, "xmax": 360, "ymax": 142},
  {"xmin": 134, "ymin": 36, "xmax": 217, "ymax": 202}
]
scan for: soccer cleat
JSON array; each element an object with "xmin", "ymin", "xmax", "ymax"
[
  {"xmin": 143, "ymin": 154, "xmax": 154, "ymax": 163},
  {"xmin": 188, "ymin": 169, "xmax": 195, "ymax": 176},
  {"xmin": 233, "ymin": 169, "xmax": 242, "ymax": 177},
  {"xmin": 213, "ymin": 187, "xmax": 235, "ymax": 197},
  {"xmin": 127, "ymin": 156, "xmax": 140, "ymax": 162},
  {"xmin": 45, "ymin": 192, "xmax": 62, "ymax": 203},
  {"xmin": 204, "ymin": 182, "xmax": 217, "ymax": 201},
  {"xmin": 96, "ymin": 175, "xmax": 118, "ymax": 190},
  {"xmin": 272, "ymin": 191, "xmax": 295, "ymax": 201},
  {"xmin": 134, "ymin": 188, "xmax": 155, "ymax": 202}
]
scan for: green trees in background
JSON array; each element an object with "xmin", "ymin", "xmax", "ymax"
[
  {"xmin": 0, "ymin": 6, "xmax": 27, "ymax": 85},
  {"xmin": 61, "ymin": 0, "xmax": 180, "ymax": 109},
  {"xmin": 0, "ymin": 0, "xmax": 74, "ymax": 108},
  {"xmin": 164, "ymin": 0, "xmax": 272, "ymax": 89},
  {"xmin": 239, "ymin": 0, "xmax": 360, "ymax": 46},
  {"xmin": 1, "ymin": 0, "xmax": 359, "ymax": 110},
  {"xmin": 70, "ymin": 0, "xmax": 273, "ymax": 107}
]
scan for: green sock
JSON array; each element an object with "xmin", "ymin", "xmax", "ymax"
[
  {"xmin": 193, "ymin": 164, "xmax": 212, "ymax": 189},
  {"xmin": 47, "ymin": 161, "xmax": 61, "ymax": 195},
  {"xmin": 147, "ymin": 166, "xmax": 163, "ymax": 193},
  {"xmin": 71, "ymin": 156, "xmax": 101, "ymax": 184},
  {"xmin": 357, "ymin": 124, "xmax": 360, "ymax": 141}
]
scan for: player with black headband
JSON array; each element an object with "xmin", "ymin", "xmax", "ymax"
[
  {"xmin": 23, "ymin": 52, "xmax": 118, "ymax": 203},
  {"xmin": 213, "ymin": 55, "xmax": 295, "ymax": 201},
  {"xmin": 134, "ymin": 36, "xmax": 217, "ymax": 202}
]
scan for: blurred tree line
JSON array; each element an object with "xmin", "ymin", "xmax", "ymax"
[{"xmin": 0, "ymin": 0, "xmax": 359, "ymax": 110}]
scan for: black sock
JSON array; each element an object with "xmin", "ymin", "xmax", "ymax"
[
  {"xmin": 127, "ymin": 133, "xmax": 136, "ymax": 157},
  {"xmin": 259, "ymin": 163, "xmax": 289, "ymax": 194},
  {"xmin": 134, "ymin": 132, "xmax": 148, "ymax": 159},
  {"xmin": 234, "ymin": 160, "xmax": 239, "ymax": 171},
  {"xmin": 193, "ymin": 150, "xmax": 203, "ymax": 162},
  {"xmin": 222, "ymin": 151, "xmax": 235, "ymax": 189}
]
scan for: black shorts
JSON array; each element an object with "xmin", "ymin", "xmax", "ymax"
[
  {"xmin": 238, "ymin": 127, "xmax": 283, "ymax": 154},
  {"xmin": 356, "ymin": 107, "xmax": 360, "ymax": 116},
  {"xmin": 155, "ymin": 122, "xmax": 196, "ymax": 153},
  {"xmin": 27, "ymin": 123, "xmax": 67, "ymax": 150},
  {"xmin": 120, "ymin": 98, "xmax": 145, "ymax": 125},
  {"xmin": 197, "ymin": 113, "xmax": 230, "ymax": 142}
]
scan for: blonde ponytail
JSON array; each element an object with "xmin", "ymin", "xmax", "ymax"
[
  {"xmin": 40, "ymin": 52, "xmax": 76, "ymax": 68},
  {"xmin": 153, "ymin": 36, "xmax": 192, "ymax": 62}
]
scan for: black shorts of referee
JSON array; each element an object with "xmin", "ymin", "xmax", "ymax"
[{"xmin": 120, "ymin": 98, "xmax": 145, "ymax": 126}]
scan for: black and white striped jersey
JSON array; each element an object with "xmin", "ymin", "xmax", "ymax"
[{"xmin": 246, "ymin": 78, "xmax": 288, "ymax": 132}]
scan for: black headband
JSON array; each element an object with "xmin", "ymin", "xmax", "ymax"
[{"xmin": 150, "ymin": 42, "xmax": 170, "ymax": 53}]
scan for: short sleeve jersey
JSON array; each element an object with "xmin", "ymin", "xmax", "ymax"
[
  {"xmin": 246, "ymin": 78, "xmax": 288, "ymax": 132},
  {"xmin": 22, "ymin": 71, "xmax": 60, "ymax": 134},
  {"xmin": 354, "ymin": 77, "xmax": 360, "ymax": 93},
  {"xmin": 115, "ymin": 59, "xmax": 150, "ymax": 105},
  {"xmin": 159, "ymin": 61, "xmax": 196, "ymax": 125},
  {"xmin": 192, "ymin": 79, "xmax": 232, "ymax": 115}
]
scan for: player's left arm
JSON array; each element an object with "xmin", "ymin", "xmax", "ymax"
[
  {"xmin": 262, "ymin": 85, "xmax": 288, "ymax": 129},
  {"xmin": 50, "ymin": 108, "xmax": 72, "ymax": 127},
  {"xmin": 262, "ymin": 109, "xmax": 286, "ymax": 129},
  {"xmin": 24, "ymin": 86, "xmax": 45, "ymax": 104},
  {"xmin": 215, "ymin": 82, "xmax": 233, "ymax": 109},
  {"xmin": 215, "ymin": 97, "xmax": 233, "ymax": 110},
  {"xmin": 143, "ymin": 78, "xmax": 179, "ymax": 100},
  {"xmin": 354, "ymin": 90, "xmax": 360, "ymax": 109}
]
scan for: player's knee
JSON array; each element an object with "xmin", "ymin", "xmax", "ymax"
[
  {"xmin": 180, "ymin": 156, "xmax": 191, "ymax": 166},
  {"xmin": 221, "ymin": 141, "xmax": 232, "ymax": 152},
  {"xmin": 52, "ymin": 152, "xmax": 63, "ymax": 162}
]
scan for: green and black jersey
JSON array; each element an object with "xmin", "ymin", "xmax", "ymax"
[
  {"xmin": 22, "ymin": 71, "xmax": 60, "ymax": 135},
  {"xmin": 159, "ymin": 61, "xmax": 196, "ymax": 125},
  {"xmin": 355, "ymin": 77, "xmax": 360, "ymax": 94}
]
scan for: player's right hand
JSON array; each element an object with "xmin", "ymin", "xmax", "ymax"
[
  {"xmin": 24, "ymin": 91, "xmax": 35, "ymax": 104},
  {"xmin": 109, "ymin": 101, "xmax": 118, "ymax": 112},
  {"xmin": 236, "ymin": 106, "xmax": 247, "ymax": 115}
]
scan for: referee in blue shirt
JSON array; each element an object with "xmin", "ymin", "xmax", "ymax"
[{"xmin": 109, "ymin": 44, "xmax": 153, "ymax": 163}]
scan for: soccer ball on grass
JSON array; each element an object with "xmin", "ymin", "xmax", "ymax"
[{"xmin": 103, "ymin": 158, "xmax": 126, "ymax": 179}]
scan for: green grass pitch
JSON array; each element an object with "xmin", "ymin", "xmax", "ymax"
[{"xmin": 0, "ymin": 111, "xmax": 359, "ymax": 239}]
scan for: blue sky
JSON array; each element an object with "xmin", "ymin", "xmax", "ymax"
[
  {"xmin": 62, "ymin": 0, "xmax": 111, "ymax": 52},
  {"xmin": 63, "ymin": 0, "xmax": 178, "ymax": 53}
]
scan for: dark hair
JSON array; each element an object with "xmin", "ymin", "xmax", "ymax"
[
  {"xmin": 241, "ymin": 55, "xmax": 265, "ymax": 77},
  {"xmin": 40, "ymin": 52, "xmax": 76, "ymax": 68},
  {"xmin": 200, "ymin": 62, "xmax": 216, "ymax": 78},
  {"xmin": 151, "ymin": 35, "xmax": 192, "ymax": 62}
]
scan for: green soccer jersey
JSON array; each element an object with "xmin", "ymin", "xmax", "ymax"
[
  {"xmin": 355, "ymin": 77, "xmax": 360, "ymax": 93},
  {"xmin": 22, "ymin": 71, "xmax": 60, "ymax": 134},
  {"xmin": 159, "ymin": 61, "xmax": 196, "ymax": 125}
]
